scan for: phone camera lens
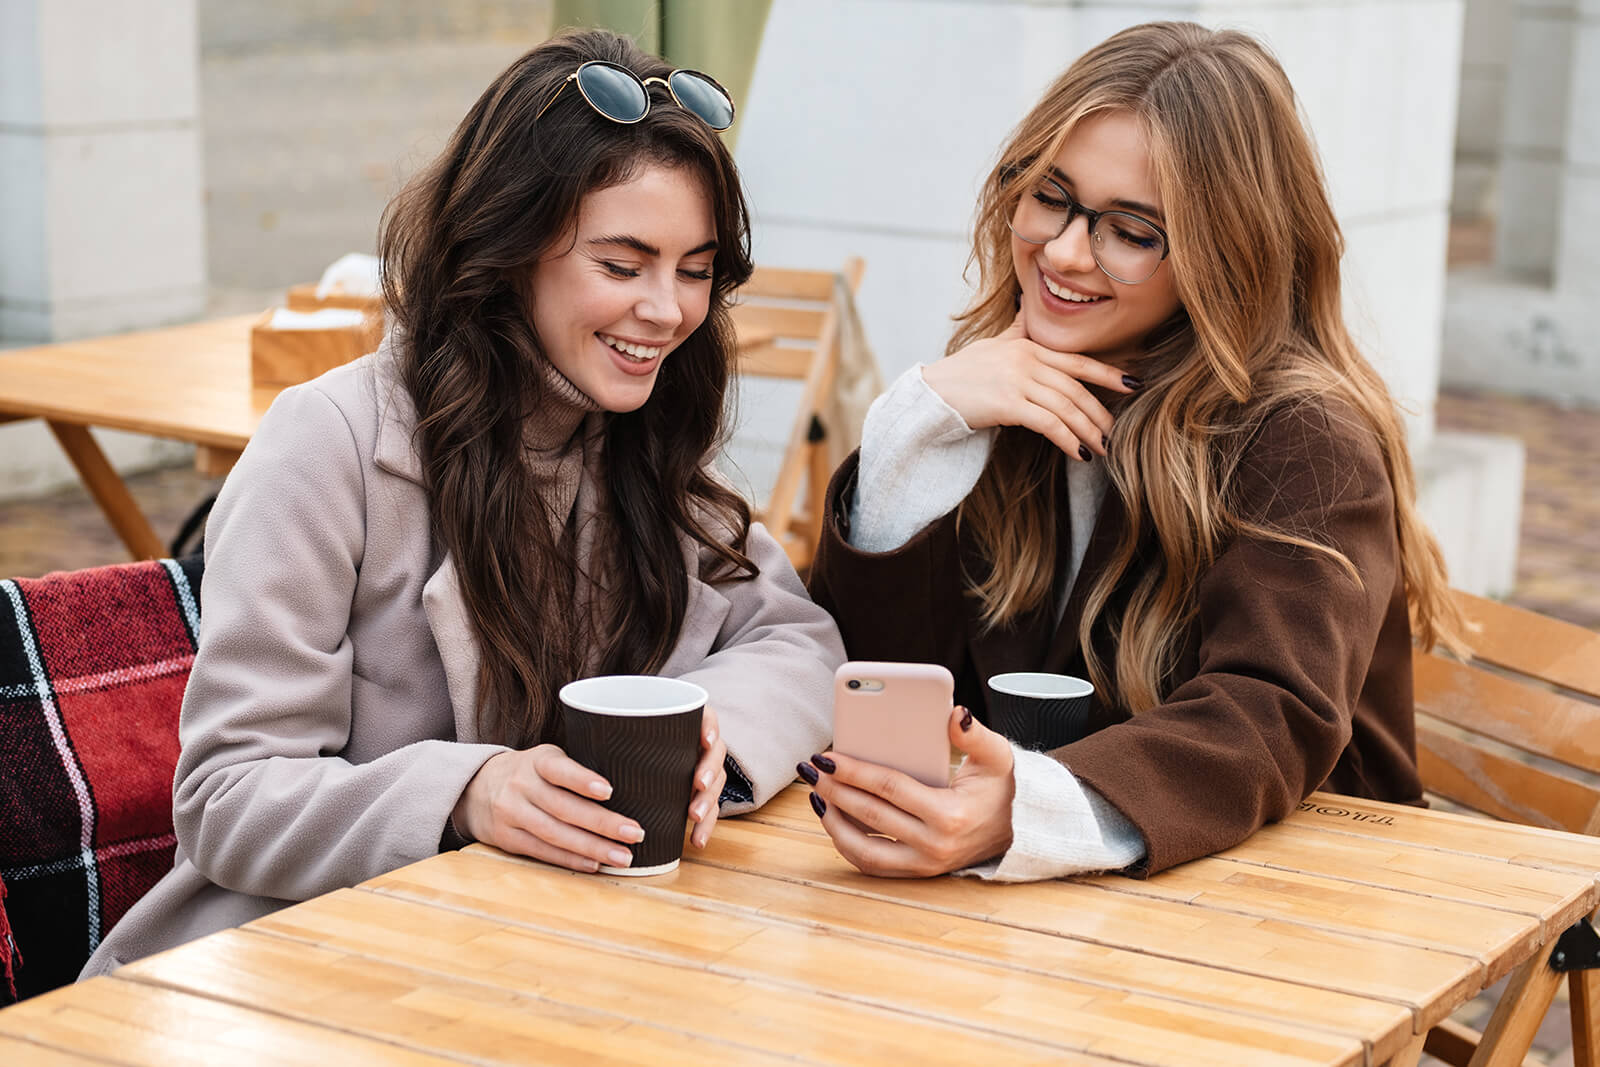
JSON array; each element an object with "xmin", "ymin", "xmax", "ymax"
[{"xmin": 847, "ymin": 679, "xmax": 861, "ymax": 690}]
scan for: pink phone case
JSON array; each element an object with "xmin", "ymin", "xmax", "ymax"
[{"xmin": 832, "ymin": 661, "xmax": 955, "ymax": 788}]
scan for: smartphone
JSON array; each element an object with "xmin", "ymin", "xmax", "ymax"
[{"xmin": 831, "ymin": 661, "xmax": 955, "ymax": 788}]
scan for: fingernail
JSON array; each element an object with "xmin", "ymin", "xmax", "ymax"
[
  {"xmin": 588, "ymin": 780, "xmax": 611, "ymax": 800},
  {"xmin": 959, "ymin": 707, "xmax": 974, "ymax": 731},
  {"xmin": 692, "ymin": 801, "xmax": 709, "ymax": 820},
  {"xmin": 1101, "ymin": 434, "xmax": 1109, "ymax": 450},
  {"xmin": 704, "ymin": 727, "xmax": 717, "ymax": 745},
  {"xmin": 1078, "ymin": 443, "xmax": 1092, "ymax": 462},
  {"xmin": 606, "ymin": 848, "xmax": 632, "ymax": 867},
  {"xmin": 811, "ymin": 753, "xmax": 837, "ymax": 774},
  {"xmin": 796, "ymin": 761, "xmax": 819, "ymax": 786},
  {"xmin": 621, "ymin": 824, "xmax": 645, "ymax": 843},
  {"xmin": 699, "ymin": 771, "xmax": 712, "ymax": 788},
  {"xmin": 809, "ymin": 792, "xmax": 827, "ymax": 818},
  {"xmin": 1122, "ymin": 374, "xmax": 1143, "ymax": 389}
]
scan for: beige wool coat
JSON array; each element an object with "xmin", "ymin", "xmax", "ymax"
[{"xmin": 83, "ymin": 348, "xmax": 844, "ymax": 977}]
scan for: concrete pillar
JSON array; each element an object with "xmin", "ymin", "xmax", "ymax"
[
  {"xmin": 1494, "ymin": 0, "xmax": 1575, "ymax": 281},
  {"xmin": 1444, "ymin": 0, "xmax": 1600, "ymax": 409},
  {"xmin": 1453, "ymin": 0, "xmax": 1514, "ymax": 220},
  {"xmin": 0, "ymin": 0, "xmax": 205, "ymax": 496}
]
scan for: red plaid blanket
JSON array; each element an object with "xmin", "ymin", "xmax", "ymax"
[{"xmin": 0, "ymin": 556, "xmax": 202, "ymax": 1002}]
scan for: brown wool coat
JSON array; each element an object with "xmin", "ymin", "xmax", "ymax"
[{"xmin": 808, "ymin": 398, "xmax": 1422, "ymax": 876}]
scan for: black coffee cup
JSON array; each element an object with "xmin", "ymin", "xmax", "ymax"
[
  {"xmin": 559, "ymin": 675, "xmax": 706, "ymax": 876},
  {"xmin": 986, "ymin": 672, "xmax": 1095, "ymax": 751}
]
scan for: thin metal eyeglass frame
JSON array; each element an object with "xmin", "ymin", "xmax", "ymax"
[
  {"xmin": 533, "ymin": 61, "xmax": 735, "ymax": 131},
  {"xmin": 1008, "ymin": 174, "xmax": 1171, "ymax": 285}
]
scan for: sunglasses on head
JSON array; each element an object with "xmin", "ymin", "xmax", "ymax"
[{"xmin": 535, "ymin": 60, "xmax": 735, "ymax": 131}]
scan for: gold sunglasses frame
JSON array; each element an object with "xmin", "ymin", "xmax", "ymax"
[{"xmin": 533, "ymin": 60, "xmax": 735, "ymax": 130}]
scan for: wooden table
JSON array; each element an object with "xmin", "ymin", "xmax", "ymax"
[
  {"xmin": 0, "ymin": 316, "xmax": 275, "ymax": 560},
  {"xmin": 2, "ymin": 786, "xmax": 1596, "ymax": 1066},
  {"xmin": 0, "ymin": 316, "xmax": 777, "ymax": 562}
]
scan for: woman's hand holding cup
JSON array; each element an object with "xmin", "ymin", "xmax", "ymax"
[
  {"xmin": 451, "ymin": 745, "xmax": 646, "ymax": 873},
  {"xmin": 689, "ymin": 704, "xmax": 728, "ymax": 849}
]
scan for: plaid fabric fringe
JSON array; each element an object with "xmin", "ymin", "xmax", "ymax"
[{"xmin": 0, "ymin": 556, "xmax": 201, "ymax": 1002}]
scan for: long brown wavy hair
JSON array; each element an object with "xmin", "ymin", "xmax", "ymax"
[
  {"xmin": 952, "ymin": 21, "xmax": 1464, "ymax": 712},
  {"xmin": 379, "ymin": 29, "xmax": 756, "ymax": 747}
]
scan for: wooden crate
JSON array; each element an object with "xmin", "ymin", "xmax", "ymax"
[{"xmin": 249, "ymin": 310, "xmax": 372, "ymax": 389}]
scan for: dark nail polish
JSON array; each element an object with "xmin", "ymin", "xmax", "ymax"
[
  {"xmin": 1078, "ymin": 443, "xmax": 1092, "ymax": 462},
  {"xmin": 796, "ymin": 761, "xmax": 819, "ymax": 786},
  {"xmin": 809, "ymin": 792, "xmax": 827, "ymax": 818},
  {"xmin": 1122, "ymin": 374, "xmax": 1144, "ymax": 389},
  {"xmin": 959, "ymin": 707, "xmax": 974, "ymax": 731},
  {"xmin": 811, "ymin": 753, "xmax": 837, "ymax": 774},
  {"xmin": 1101, "ymin": 434, "xmax": 1109, "ymax": 450}
]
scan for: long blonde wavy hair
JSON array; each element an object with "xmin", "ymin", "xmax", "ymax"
[{"xmin": 954, "ymin": 21, "xmax": 1464, "ymax": 713}]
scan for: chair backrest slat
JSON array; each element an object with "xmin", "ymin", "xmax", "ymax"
[
  {"xmin": 737, "ymin": 344, "xmax": 816, "ymax": 380},
  {"xmin": 1413, "ymin": 654, "xmax": 1600, "ymax": 773},
  {"xmin": 731, "ymin": 303, "xmax": 829, "ymax": 341},
  {"xmin": 1411, "ymin": 589, "xmax": 1600, "ymax": 835},
  {"xmin": 1451, "ymin": 590, "xmax": 1600, "ymax": 700},
  {"xmin": 1417, "ymin": 723, "xmax": 1600, "ymax": 834},
  {"xmin": 737, "ymin": 267, "xmax": 838, "ymax": 301}
]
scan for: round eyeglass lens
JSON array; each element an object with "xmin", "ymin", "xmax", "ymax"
[
  {"xmin": 1092, "ymin": 213, "xmax": 1164, "ymax": 283},
  {"xmin": 668, "ymin": 70, "xmax": 734, "ymax": 130},
  {"xmin": 575, "ymin": 62, "xmax": 649, "ymax": 123}
]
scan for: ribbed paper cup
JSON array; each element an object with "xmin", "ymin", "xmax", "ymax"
[
  {"xmin": 559, "ymin": 675, "xmax": 706, "ymax": 876},
  {"xmin": 986, "ymin": 672, "xmax": 1095, "ymax": 752}
]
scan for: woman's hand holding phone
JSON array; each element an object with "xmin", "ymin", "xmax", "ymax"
[
  {"xmin": 452, "ymin": 705, "xmax": 727, "ymax": 872},
  {"xmin": 920, "ymin": 309, "xmax": 1135, "ymax": 462},
  {"xmin": 805, "ymin": 707, "xmax": 1017, "ymax": 878}
]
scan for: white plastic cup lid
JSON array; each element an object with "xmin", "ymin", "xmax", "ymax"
[
  {"xmin": 987, "ymin": 672, "xmax": 1094, "ymax": 699},
  {"xmin": 559, "ymin": 675, "xmax": 708, "ymax": 716}
]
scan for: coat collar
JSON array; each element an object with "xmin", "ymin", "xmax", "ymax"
[{"xmin": 372, "ymin": 341, "xmax": 427, "ymax": 487}]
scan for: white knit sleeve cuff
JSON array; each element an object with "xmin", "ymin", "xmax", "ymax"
[
  {"xmin": 848, "ymin": 365, "xmax": 996, "ymax": 554},
  {"xmin": 956, "ymin": 747, "xmax": 1147, "ymax": 883}
]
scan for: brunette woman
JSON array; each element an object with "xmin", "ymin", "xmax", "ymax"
[
  {"xmin": 84, "ymin": 28, "xmax": 842, "ymax": 975},
  {"xmin": 804, "ymin": 21, "xmax": 1461, "ymax": 881}
]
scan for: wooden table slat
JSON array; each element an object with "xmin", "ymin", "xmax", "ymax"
[
  {"xmin": 0, "ymin": 974, "xmax": 457, "ymax": 1066},
  {"xmin": 431, "ymin": 845, "xmax": 1414, "ymax": 1063},
  {"xmin": 125, "ymin": 925, "xmax": 1105, "ymax": 1067},
  {"xmin": 0, "ymin": 1033, "xmax": 110, "ymax": 1066},
  {"xmin": 748, "ymin": 789, "xmax": 1558, "ymax": 982},
  {"xmin": 1289, "ymin": 794, "xmax": 1600, "ymax": 877},
  {"xmin": 689, "ymin": 817, "xmax": 1491, "ymax": 1029},
  {"xmin": 338, "ymin": 863, "xmax": 1362, "ymax": 1067}
]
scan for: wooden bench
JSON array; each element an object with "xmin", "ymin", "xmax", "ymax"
[{"xmin": 1413, "ymin": 589, "xmax": 1600, "ymax": 1066}]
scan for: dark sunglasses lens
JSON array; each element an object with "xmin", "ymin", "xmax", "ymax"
[
  {"xmin": 576, "ymin": 63, "xmax": 648, "ymax": 122},
  {"xmin": 668, "ymin": 70, "xmax": 734, "ymax": 130}
]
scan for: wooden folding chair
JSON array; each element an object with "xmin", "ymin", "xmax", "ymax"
[
  {"xmin": 1412, "ymin": 590, "xmax": 1600, "ymax": 1067},
  {"xmin": 729, "ymin": 258, "xmax": 867, "ymax": 573}
]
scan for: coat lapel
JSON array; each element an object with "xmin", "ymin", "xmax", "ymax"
[
  {"xmin": 421, "ymin": 552, "xmax": 484, "ymax": 744},
  {"xmin": 369, "ymin": 349, "xmax": 484, "ymax": 742}
]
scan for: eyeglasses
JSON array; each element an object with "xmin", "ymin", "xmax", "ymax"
[
  {"xmin": 1008, "ymin": 173, "xmax": 1170, "ymax": 285},
  {"xmin": 534, "ymin": 60, "xmax": 735, "ymax": 131}
]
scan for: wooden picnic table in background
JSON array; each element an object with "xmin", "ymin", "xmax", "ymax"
[
  {"xmin": 0, "ymin": 316, "xmax": 776, "ymax": 562},
  {"xmin": 2, "ymin": 784, "xmax": 1596, "ymax": 1066}
]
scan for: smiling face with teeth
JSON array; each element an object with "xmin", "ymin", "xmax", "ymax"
[
  {"xmin": 1010, "ymin": 111, "xmax": 1182, "ymax": 368},
  {"xmin": 529, "ymin": 163, "xmax": 717, "ymax": 413}
]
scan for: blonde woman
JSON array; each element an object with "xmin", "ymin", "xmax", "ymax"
[{"xmin": 803, "ymin": 21, "xmax": 1462, "ymax": 881}]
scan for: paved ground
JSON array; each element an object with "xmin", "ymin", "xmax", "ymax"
[{"xmin": 1, "ymin": 9, "xmax": 1594, "ymax": 1061}]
